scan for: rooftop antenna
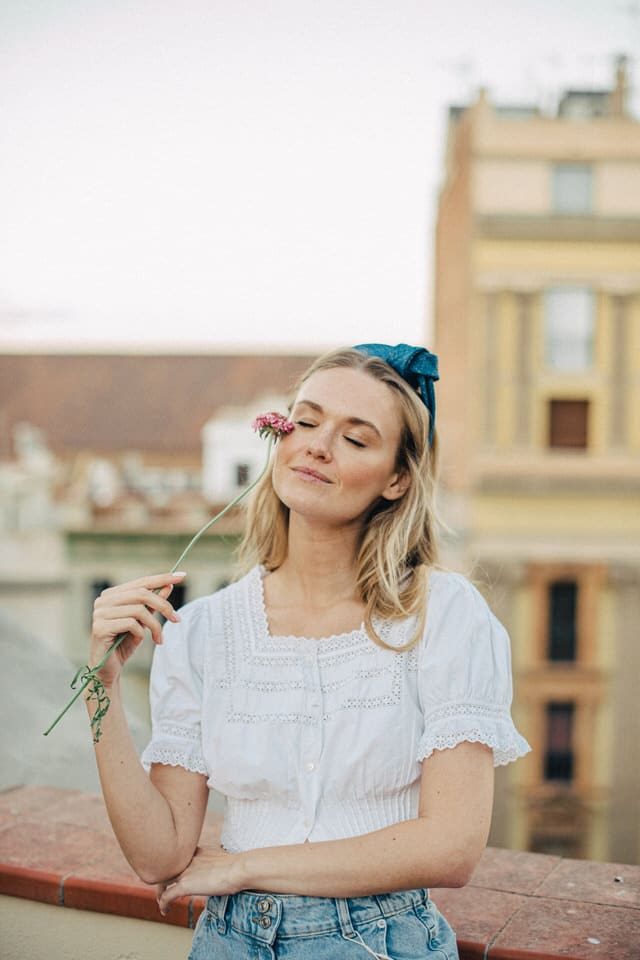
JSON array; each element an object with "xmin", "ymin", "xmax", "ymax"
[{"xmin": 616, "ymin": 4, "xmax": 639, "ymax": 112}]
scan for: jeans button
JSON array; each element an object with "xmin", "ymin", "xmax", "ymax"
[{"xmin": 258, "ymin": 915, "xmax": 272, "ymax": 928}]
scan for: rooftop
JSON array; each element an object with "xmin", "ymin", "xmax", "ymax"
[
  {"xmin": 1, "ymin": 786, "xmax": 638, "ymax": 959},
  {"xmin": 0, "ymin": 353, "xmax": 313, "ymax": 461}
]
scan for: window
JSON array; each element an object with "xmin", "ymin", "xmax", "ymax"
[
  {"xmin": 552, "ymin": 164, "xmax": 592, "ymax": 214},
  {"xmin": 544, "ymin": 287, "xmax": 594, "ymax": 371},
  {"xmin": 156, "ymin": 582, "xmax": 187, "ymax": 625},
  {"xmin": 544, "ymin": 702, "xmax": 575, "ymax": 782},
  {"xmin": 90, "ymin": 580, "xmax": 112, "ymax": 598},
  {"xmin": 235, "ymin": 463, "xmax": 250, "ymax": 487},
  {"xmin": 169, "ymin": 582, "xmax": 186, "ymax": 613},
  {"xmin": 89, "ymin": 580, "xmax": 112, "ymax": 625},
  {"xmin": 548, "ymin": 581, "xmax": 577, "ymax": 661},
  {"xmin": 548, "ymin": 399, "xmax": 589, "ymax": 449}
]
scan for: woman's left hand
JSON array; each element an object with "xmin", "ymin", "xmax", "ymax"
[{"xmin": 156, "ymin": 845, "xmax": 242, "ymax": 915}]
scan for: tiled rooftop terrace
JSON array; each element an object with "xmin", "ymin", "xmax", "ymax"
[{"xmin": 1, "ymin": 785, "xmax": 638, "ymax": 959}]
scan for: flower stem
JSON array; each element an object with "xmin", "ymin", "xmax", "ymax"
[{"xmin": 43, "ymin": 436, "xmax": 274, "ymax": 740}]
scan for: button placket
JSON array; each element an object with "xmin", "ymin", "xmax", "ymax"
[{"xmin": 300, "ymin": 642, "xmax": 323, "ymax": 835}]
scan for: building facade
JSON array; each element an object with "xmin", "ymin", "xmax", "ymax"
[{"xmin": 434, "ymin": 60, "xmax": 640, "ymax": 863}]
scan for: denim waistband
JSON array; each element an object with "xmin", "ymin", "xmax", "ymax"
[{"xmin": 205, "ymin": 888, "xmax": 430, "ymax": 945}]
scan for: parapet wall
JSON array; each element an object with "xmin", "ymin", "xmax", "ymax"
[{"xmin": 0, "ymin": 786, "xmax": 638, "ymax": 959}]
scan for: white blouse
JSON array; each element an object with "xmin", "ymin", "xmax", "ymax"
[{"xmin": 141, "ymin": 566, "xmax": 531, "ymax": 854}]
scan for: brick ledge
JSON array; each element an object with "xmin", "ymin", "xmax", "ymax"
[{"xmin": 1, "ymin": 786, "xmax": 638, "ymax": 959}]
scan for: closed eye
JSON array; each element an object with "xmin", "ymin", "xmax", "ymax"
[{"xmin": 295, "ymin": 418, "xmax": 366, "ymax": 447}]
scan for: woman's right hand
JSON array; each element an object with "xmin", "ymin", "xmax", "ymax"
[{"xmin": 89, "ymin": 572, "xmax": 187, "ymax": 688}]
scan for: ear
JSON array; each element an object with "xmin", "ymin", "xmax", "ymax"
[{"xmin": 381, "ymin": 469, "xmax": 410, "ymax": 502}]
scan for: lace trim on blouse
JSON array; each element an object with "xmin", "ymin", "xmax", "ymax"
[
  {"xmin": 417, "ymin": 700, "xmax": 531, "ymax": 767},
  {"xmin": 140, "ymin": 721, "xmax": 208, "ymax": 775},
  {"xmin": 141, "ymin": 744, "xmax": 208, "ymax": 776},
  {"xmin": 252, "ymin": 564, "xmax": 415, "ymax": 654}
]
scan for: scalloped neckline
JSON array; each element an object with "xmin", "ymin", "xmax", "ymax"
[{"xmin": 255, "ymin": 566, "xmax": 366, "ymax": 643}]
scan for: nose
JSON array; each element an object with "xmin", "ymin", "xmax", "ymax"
[{"xmin": 307, "ymin": 426, "xmax": 333, "ymax": 461}]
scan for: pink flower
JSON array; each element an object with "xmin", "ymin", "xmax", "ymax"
[{"xmin": 252, "ymin": 411, "xmax": 295, "ymax": 439}]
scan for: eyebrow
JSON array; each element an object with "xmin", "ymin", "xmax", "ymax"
[{"xmin": 292, "ymin": 399, "xmax": 382, "ymax": 439}]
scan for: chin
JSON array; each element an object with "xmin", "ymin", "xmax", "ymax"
[{"xmin": 287, "ymin": 500, "xmax": 368, "ymax": 531}]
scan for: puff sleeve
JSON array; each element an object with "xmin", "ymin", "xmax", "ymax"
[
  {"xmin": 140, "ymin": 598, "xmax": 209, "ymax": 776},
  {"xmin": 416, "ymin": 573, "xmax": 531, "ymax": 767}
]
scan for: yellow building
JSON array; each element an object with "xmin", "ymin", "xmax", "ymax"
[{"xmin": 434, "ymin": 58, "xmax": 640, "ymax": 863}]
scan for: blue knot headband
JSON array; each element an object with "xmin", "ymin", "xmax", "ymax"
[{"xmin": 354, "ymin": 342, "xmax": 440, "ymax": 447}]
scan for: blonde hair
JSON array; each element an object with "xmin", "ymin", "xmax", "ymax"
[{"xmin": 236, "ymin": 348, "xmax": 439, "ymax": 652}]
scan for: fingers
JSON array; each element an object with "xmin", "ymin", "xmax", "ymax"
[
  {"xmin": 99, "ymin": 571, "xmax": 184, "ymax": 598},
  {"xmin": 96, "ymin": 588, "xmax": 181, "ymax": 624},
  {"xmin": 157, "ymin": 880, "xmax": 181, "ymax": 916},
  {"xmin": 100, "ymin": 606, "xmax": 165, "ymax": 644},
  {"xmin": 92, "ymin": 610, "xmax": 164, "ymax": 648},
  {"xmin": 155, "ymin": 847, "xmax": 236, "ymax": 915},
  {"xmin": 94, "ymin": 575, "xmax": 185, "ymax": 620},
  {"xmin": 91, "ymin": 573, "xmax": 187, "ymax": 651},
  {"xmin": 104, "ymin": 572, "xmax": 187, "ymax": 592},
  {"xmin": 94, "ymin": 617, "xmax": 147, "ymax": 645}
]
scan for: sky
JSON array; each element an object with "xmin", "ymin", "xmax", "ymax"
[{"xmin": 0, "ymin": 0, "xmax": 637, "ymax": 353}]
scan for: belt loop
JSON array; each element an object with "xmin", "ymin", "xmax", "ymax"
[
  {"xmin": 373, "ymin": 893, "xmax": 386, "ymax": 915},
  {"xmin": 335, "ymin": 897, "xmax": 357, "ymax": 939},
  {"xmin": 211, "ymin": 893, "xmax": 229, "ymax": 934}
]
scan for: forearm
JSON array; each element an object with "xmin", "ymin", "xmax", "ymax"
[
  {"xmin": 87, "ymin": 680, "xmax": 191, "ymax": 883},
  {"xmin": 235, "ymin": 816, "xmax": 481, "ymax": 897}
]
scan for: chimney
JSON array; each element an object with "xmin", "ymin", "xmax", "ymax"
[{"xmin": 610, "ymin": 54, "xmax": 629, "ymax": 117}]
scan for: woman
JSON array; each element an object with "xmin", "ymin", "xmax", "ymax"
[{"xmin": 89, "ymin": 344, "xmax": 530, "ymax": 960}]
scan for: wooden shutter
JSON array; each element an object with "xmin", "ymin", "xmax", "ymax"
[{"xmin": 549, "ymin": 399, "xmax": 589, "ymax": 449}]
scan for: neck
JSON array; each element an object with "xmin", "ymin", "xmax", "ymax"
[{"xmin": 275, "ymin": 514, "xmax": 362, "ymax": 605}]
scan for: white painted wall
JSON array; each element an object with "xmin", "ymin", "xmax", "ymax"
[{"xmin": 202, "ymin": 394, "xmax": 287, "ymax": 503}]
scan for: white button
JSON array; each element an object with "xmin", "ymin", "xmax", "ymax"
[
  {"xmin": 377, "ymin": 919, "xmax": 386, "ymax": 929},
  {"xmin": 305, "ymin": 761, "xmax": 315, "ymax": 772}
]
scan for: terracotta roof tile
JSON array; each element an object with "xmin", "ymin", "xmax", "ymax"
[{"xmin": 0, "ymin": 354, "xmax": 313, "ymax": 459}]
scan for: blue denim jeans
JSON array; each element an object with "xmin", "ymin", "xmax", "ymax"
[{"xmin": 187, "ymin": 888, "xmax": 458, "ymax": 959}]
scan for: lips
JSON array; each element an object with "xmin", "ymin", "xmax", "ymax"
[{"xmin": 292, "ymin": 466, "xmax": 333, "ymax": 483}]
